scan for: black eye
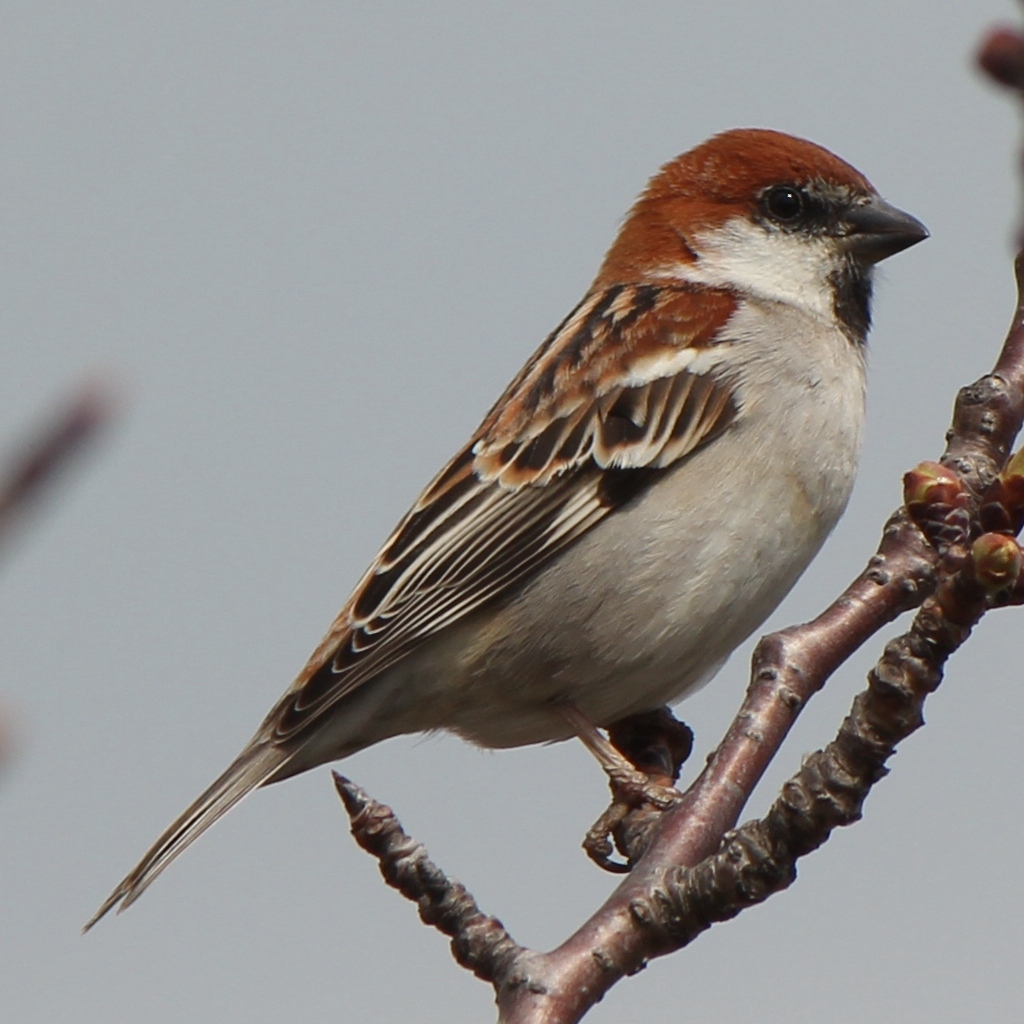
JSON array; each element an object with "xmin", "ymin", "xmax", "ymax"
[{"xmin": 764, "ymin": 185, "xmax": 805, "ymax": 222}]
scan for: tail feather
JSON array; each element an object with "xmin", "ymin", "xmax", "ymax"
[{"xmin": 84, "ymin": 741, "xmax": 294, "ymax": 931}]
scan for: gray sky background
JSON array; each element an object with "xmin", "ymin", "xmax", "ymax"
[{"xmin": 1, "ymin": 3, "xmax": 1021, "ymax": 1022}]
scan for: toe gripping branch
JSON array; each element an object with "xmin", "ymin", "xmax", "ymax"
[{"xmin": 583, "ymin": 708, "xmax": 694, "ymax": 873}]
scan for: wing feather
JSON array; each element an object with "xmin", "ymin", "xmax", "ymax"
[{"xmin": 270, "ymin": 283, "xmax": 739, "ymax": 741}]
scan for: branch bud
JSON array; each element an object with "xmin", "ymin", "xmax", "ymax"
[
  {"xmin": 903, "ymin": 461, "xmax": 964, "ymax": 506},
  {"xmin": 903, "ymin": 462, "xmax": 971, "ymax": 552},
  {"xmin": 978, "ymin": 27, "xmax": 1024, "ymax": 89},
  {"xmin": 970, "ymin": 532, "xmax": 1023, "ymax": 592},
  {"xmin": 1002, "ymin": 447, "xmax": 1024, "ymax": 480},
  {"xmin": 981, "ymin": 448, "xmax": 1024, "ymax": 534}
]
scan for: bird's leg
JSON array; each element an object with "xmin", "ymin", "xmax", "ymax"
[{"xmin": 554, "ymin": 702, "xmax": 692, "ymax": 873}]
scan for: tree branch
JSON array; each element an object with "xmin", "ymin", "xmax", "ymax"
[
  {"xmin": 0, "ymin": 383, "xmax": 113, "ymax": 769},
  {"xmin": 0, "ymin": 384, "xmax": 112, "ymax": 552},
  {"xmin": 333, "ymin": 774, "xmax": 525, "ymax": 984}
]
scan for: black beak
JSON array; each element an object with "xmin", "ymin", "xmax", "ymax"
[{"xmin": 841, "ymin": 196, "xmax": 929, "ymax": 263}]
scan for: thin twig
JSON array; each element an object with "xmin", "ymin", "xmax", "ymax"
[
  {"xmin": 0, "ymin": 383, "xmax": 112, "ymax": 548},
  {"xmin": 0, "ymin": 382, "xmax": 113, "ymax": 769},
  {"xmin": 334, "ymin": 773, "xmax": 524, "ymax": 983}
]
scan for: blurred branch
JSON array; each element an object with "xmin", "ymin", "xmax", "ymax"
[
  {"xmin": 979, "ymin": 22, "xmax": 1024, "ymax": 247},
  {"xmin": 0, "ymin": 384, "xmax": 112, "ymax": 550},
  {"xmin": 329, "ymin": 20, "xmax": 1024, "ymax": 1024},
  {"xmin": 0, "ymin": 382, "xmax": 113, "ymax": 769}
]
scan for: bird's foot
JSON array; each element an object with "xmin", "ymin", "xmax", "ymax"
[{"xmin": 579, "ymin": 708, "xmax": 694, "ymax": 873}]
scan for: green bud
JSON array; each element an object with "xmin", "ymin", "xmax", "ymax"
[{"xmin": 971, "ymin": 532, "xmax": 1022, "ymax": 591}]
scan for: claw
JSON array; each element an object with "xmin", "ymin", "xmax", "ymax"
[
  {"xmin": 583, "ymin": 766, "xmax": 684, "ymax": 872},
  {"xmin": 582, "ymin": 805, "xmax": 632, "ymax": 873},
  {"xmin": 557, "ymin": 703, "xmax": 694, "ymax": 873}
]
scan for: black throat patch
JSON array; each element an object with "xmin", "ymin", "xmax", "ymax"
[{"xmin": 830, "ymin": 258, "xmax": 873, "ymax": 343}]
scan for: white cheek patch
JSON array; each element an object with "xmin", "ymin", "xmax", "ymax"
[{"xmin": 673, "ymin": 217, "xmax": 839, "ymax": 322}]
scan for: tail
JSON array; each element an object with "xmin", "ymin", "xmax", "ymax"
[{"xmin": 84, "ymin": 741, "xmax": 294, "ymax": 931}]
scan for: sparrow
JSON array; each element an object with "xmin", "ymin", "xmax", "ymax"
[{"xmin": 88, "ymin": 128, "xmax": 927, "ymax": 927}]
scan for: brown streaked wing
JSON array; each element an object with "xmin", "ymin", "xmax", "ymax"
[{"xmin": 270, "ymin": 283, "xmax": 738, "ymax": 742}]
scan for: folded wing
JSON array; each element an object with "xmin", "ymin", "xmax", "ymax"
[{"xmin": 272, "ymin": 283, "xmax": 740, "ymax": 740}]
